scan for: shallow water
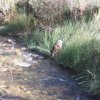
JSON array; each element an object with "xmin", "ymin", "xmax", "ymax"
[{"xmin": 0, "ymin": 36, "xmax": 99, "ymax": 100}]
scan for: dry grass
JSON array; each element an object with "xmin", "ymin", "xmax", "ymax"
[{"xmin": 26, "ymin": 0, "xmax": 100, "ymax": 25}]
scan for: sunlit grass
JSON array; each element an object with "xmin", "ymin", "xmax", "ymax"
[{"xmin": 24, "ymin": 19, "xmax": 100, "ymax": 94}]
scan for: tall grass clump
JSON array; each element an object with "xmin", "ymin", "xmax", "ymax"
[
  {"xmin": 57, "ymin": 20, "xmax": 100, "ymax": 94},
  {"xmin": 0, "ymin": 14, "xmax": 25, "ymax": 35},
  {"xmin": 76, "ymin": 66, "xmax": 100, "ymax": 94},
  {"xmin": 57, "ymin": 32, "xmax": 100, "ymax": 71},
  {"xmin": 0, "ymin": 13, "xmax": 36, "ymax": 35},
  {"xmin": 24, "ymin": 22, "xmax": 81, "ymax": 54},
  {"xmin": 25, "ymin": 19, "xmax": 100, "ymax": 94}
]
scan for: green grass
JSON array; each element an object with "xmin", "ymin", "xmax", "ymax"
[
  {"xmin": 24, "ymin": 19, "xmax": 100, "ymax": 95},
  {"xmin": 0, "ymin": 14, "xmax": 36, "ymax": 35},
  {"xmin": 0, "ymin": 14, "xmax": 26, "ymax": 35},
  {"xmin": 76, "ymin": 66, "xmax": 100, "ymax": 94}
]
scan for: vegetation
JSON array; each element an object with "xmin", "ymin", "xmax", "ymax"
[
  {"xmin": 24, "ymin": 19, "xmax": 100, "ymax": 95},
  {"xmin": 0, "ymin": 0, "xmax": 100, "ymax": 96}
]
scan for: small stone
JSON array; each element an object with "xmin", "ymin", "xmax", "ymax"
[
  {"xmin": 21, "ymin": 47, "xmax": 26, "ymax": 50},
  {"xmin": 59, "ymin": 78, "xmax": 65, "ymax": 82},
  {"xmin": 32, "ymin": 61, "xmax": 38, "ymax": 64}
]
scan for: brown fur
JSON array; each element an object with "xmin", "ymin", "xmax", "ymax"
[{"xmin": 50, "ymin": 40, "xmax": 63, "ymax": 58}]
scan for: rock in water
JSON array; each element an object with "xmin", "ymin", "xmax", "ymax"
[{"xmin": 15, "ymin": 61, "xmax": 31, "ymax": 68}]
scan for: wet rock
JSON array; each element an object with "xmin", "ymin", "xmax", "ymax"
[
  {"xmin": 32, "ymin": 54, "xmax": 44, "ymax": 59},
  {"xmin": 0, "ymin": 25, "xmax": 6, "ymax": 31},
  {"xmin": 7, "ymin": 39, "xmax": 15, "ymax": 44},
  {"xmin": 0, "ymin": 38, "xmax": 15, "ymax": 50},
  {"xmin": 58, "ymin": 78, "xmax": 65, "ymax": 82},
  {"xmin": 26, "ymin": 56, "xmax": 32, "ymax": 62},
  {"xmin": 22, "ymin": 52, "xmax": 32, "ymax": 61},
  {"xmin": 21, "ymin": 47, "xmax": 27, "ymax": 50},
  {"xmin": 14, "ymin": 61, "xmax": 31, "ymax": 67}
]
